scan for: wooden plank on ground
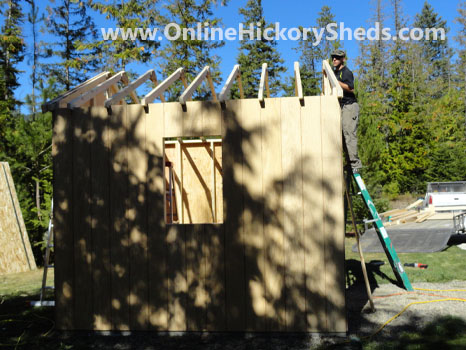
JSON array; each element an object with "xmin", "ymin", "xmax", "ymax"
[
  {"xmin": 52, "ymin": 108, "xmax": 75, "ymax": 330},
  {"xmin": 240, "ymin": 98, "xmax": 266, "ymax": 331},
  {"xmin": 146, "ymin": 103, "xmax": 169, "ymax": 330},
  {"xmin": 280, "ymin": 97, "xmax": 306, "ymax": 332},
  {"xmin": 72, "ymin": 107, "xmax": 93, "ymax": 330},
  {"xmin": 126, "ymin": 105, "xmax": 149, "ymax": 330},
  {"xmin": 89, "ymin": 107, "xmax": 112, "ymax": 330},
  {"xmin": 222, "ymin": 99, "xmax": 246, "ymax": 331},
  {"xmin": 108, "ymin": 105, "xmax": 130, "ymax": 330},
  {"xmin": 320, "ymin": 95, "xmax": 346, "ymax": 333},
  {"xmin": 260, "ymin": 98, "xmax": 286, "ymax": 331},
  {"xmin": 301, "ymin": 96, "xmax": 327, "ymax": 332}
]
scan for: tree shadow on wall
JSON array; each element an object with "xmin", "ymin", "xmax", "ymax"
[{"xmin": 52, "ymin": 96, "xmax": 349, "ymax": 339}]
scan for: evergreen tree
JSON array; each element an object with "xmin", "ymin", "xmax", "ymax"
[
  {"xmin": 455, "ymin": 1, "xmax": 466, "ymax": 133},
  {"xmin": 43, "ymin": 0, "xmax": 98, "ymax": 91},
  {"xmin": 86, "ymin": 0, "xmax": 161, "ymax": 72},
  {"xmin": 316, "ymin": 5, "xmax": 341, "ymax": 62},
  {"xmin": 413, "ymin": 1, "xmax": 451, "ymax": 96},
  {"xmin": 25, "ymin": 0, "xmax": 44, "ymax": 118},
  {"xmin": 158, "ymin": 0, "xmax": 226, "ymax": 101},
  {"xmin": 236, "ymin": 0, "xmax": 285, "ymax": 98},
  {"xmin": 0, "ymin": 0, "xmax": 25, "ymax": 108}
]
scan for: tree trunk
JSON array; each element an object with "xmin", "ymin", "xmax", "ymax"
[{"xmin": 36, "ymin": 178, "xmax": 42, "ymax": 221}]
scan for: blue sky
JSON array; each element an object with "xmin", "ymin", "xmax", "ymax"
[{"xmin": 15, "ymin": 0, "xmax": 464, "ymax": 110}]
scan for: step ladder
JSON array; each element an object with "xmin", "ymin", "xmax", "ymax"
[
  {"xmin": 349, "ymin": 169, "xmax": 413, "ymax": 291},
  {"xmin": 31, "ymin": 200, "xmax": 55, "ymax": 307}
]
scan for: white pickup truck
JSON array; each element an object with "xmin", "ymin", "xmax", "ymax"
[{"xmin": 423, "ymin": 181, "xmax": 466, "ymax": 212}]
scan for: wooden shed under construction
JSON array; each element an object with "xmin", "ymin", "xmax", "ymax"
[{"xmin": 47, "ymin": 61, "xmax": 347, "ymax": 333}]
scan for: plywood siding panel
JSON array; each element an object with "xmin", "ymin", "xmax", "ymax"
[
  {"xmin": 259, "ymin": 98, "xmax": 286, "ymax": 331},
  {"xmin": 183, "ymin": 101, "xmax": 203, "ymax": 137},
  {"xmin": 240, "ymin": 99, "xmax": 266, "ymax": 331},
  {"xmin": 186, "ymin": 224, "xmax": 207, "ymax": 331},
  {"xmin": 222, "ymin": 99, "xmax": 246, "ymax": 331},
  {"xmin": 72, "ymin": 107, "xmax": 93, "ymax": 330},
  {"xmin": 166, "ymin": 225, "xmax": 187, "ymax": 331},
  {"xmin": 280, "ymin": 97, "xmax": 306, "ymax": 332},
  {"xmin": 127, "ymin": 105, "xmax": 149, "ymax": 330},
  {"xmin": 146, "ymin": 103, "xmax": 169, "ymax": 331},
  {"xmin": 108, "ymin": 105, "xmax": 130, "ymax": 330},
  {"xmin": 202, "ymin": 101, "xmax": 222, "ymax": 136},
  {"xmin": 181, "ymin": 144, "xmax": 214, "ymax": 224},
  {"xmin": 320, "ymin": 96, "xmax": 347, "ymax": 333},
  {"xmin": 89, "ymin": 107, "xmax": 112, "ymax": 330},
  {"xmin": 301, "ymin": 96, "xmax": 327, "ymax": 332},
  {"xmin": 0, "ymin": 163, "xmax": 36, "ymax": 275},
  {"xmin": 53, "ymin": 109, "xmax": 75, "ymax": 329},
  {"xmin": 205, "ymin": 224, "xmax": 226, "ymax": 331}
]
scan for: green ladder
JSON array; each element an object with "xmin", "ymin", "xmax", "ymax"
[{"xmin": 350, "ymin": 170, "xmax": 413, "ymax": 291}]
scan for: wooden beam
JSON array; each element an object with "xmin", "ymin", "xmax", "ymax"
[
  {"xmin": 105, "ymin": 70, "xmax": 156, "ymax": 107},
  {"xmin": 322, "ymin": 60, "xmax": 343, "ymax": 98},
  {"xmin": 68, "ymin": 71, "xmax": 127, "ymax": 108},
  {"xmin": 43, "ymin": 71, "xmax": 111, "ymax": 112},
  {"xmin": 294, "ymin": 61, "xmax": 304, "ymax": 100},
  {"xmin": 141, "ymin": 68, "xmax": 184, "ymax": 105},
  {"xmin": 237, "ymin": 69, "xmax": 244, "ymax": 99},
  {"xmin": 179, "ymin": 66, "xmax": 210, "ymax": 105},
  {"xmin": 211, "ymin": 141, "xmax": 216, "ymax": 223},
  {"xmin": 218, "ymin": 65, "xmax": 240, "ymax": 102},
  {"xmin": 206, "ymin": 69, "xmax": 218, "ymax": 102},
  {"xmin": 258, "ymin": 63, "xmax": 270, "ymax": 102},
  {"xmin": 120, "ymin": 73, "xmax": 139, "ymax": 104}
]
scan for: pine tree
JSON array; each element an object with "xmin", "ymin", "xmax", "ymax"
[
  {"xmin": 236, "ymin": 0, "xmax": 285, "ymax": 98},
  {"xmin": 413, "ymin": 1, "xmax": 451, "ymax": 96},
  {"xmin": 86, "ymin": 0, "xmax": 161, "ymax": 72},
  {"xmin": 24, "ymin": 0, "xmax": 44, "ymax": 118},
  {"xmin": 43, "ymin": 0, "xmax": 98, "ymax": 91},
  {"xmin": 455, "ymin": 1, "xmax": 466, "ymax": 133},
  {"xmin": 316, "ymin": 5, "xmax": 341, "ymax": 62},
  {"xmin": 158, "ymin": 0, "xmax": 226, "ymax": 101},
  {"xmin": 0, "ymin": 0, "xmax": 25, "ymax": 108}
]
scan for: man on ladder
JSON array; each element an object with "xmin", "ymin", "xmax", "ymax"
[
  {"xmin": 330, "ymin": 50, "xmax": 413, "ymax": 293},
  {"xmin": 331, "ymin": 49, "xmax": 363, "ymax": 173}
]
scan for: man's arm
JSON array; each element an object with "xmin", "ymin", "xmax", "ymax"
[
  {"xmin": 338, "ymin": 80, "xmax": 354, "ymax": 93},
  {"xmin": 339, "ymin": 68, "xmax": 355, "ymax": 93}
]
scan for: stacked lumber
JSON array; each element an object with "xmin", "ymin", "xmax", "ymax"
[{"xmin": 379, "ymin": 199, "xmax": 435, "ymax": 226}]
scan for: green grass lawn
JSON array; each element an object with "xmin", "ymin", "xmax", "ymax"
[{"xmin": 345, "ymin": 236, "xmax": 466, "ymax": 286}]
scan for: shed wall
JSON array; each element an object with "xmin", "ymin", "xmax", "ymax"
[{"xmin": 52, "ymin": 96, "xmax": 346, "ymax": 332}]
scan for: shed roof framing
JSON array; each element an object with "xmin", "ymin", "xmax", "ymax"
[
  {"xmin": 179, "ymin": 66, "xmax": 217, "ymax": 105},
  {"xmin": 42, "ymin": 60, "xmax": 343, "ymax": 112},
  {"xmin": 141, "ymin": 67, "xmax": 188, "ymax": 105},
  {"xmin": 322, "ymin": 60, "xmax": 343, "ymax": 98},
  {"xmin": 218, "ymin": 64, "xmax": 244, "ymax": 102},
  {"xmin": 258, "ymin": 63, "xmax": 270, "ymax": 102},
  {"xmin": 105, "ymin": 69, "xmax": 160, "ymax": 107},
  {"xmin": 68, "ymin": 71, "xmax": 136, "ymax": 108}
]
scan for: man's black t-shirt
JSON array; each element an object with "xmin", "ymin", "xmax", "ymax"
[{"xmin": 334, "ymin": 65, "xmax": 357, "ymax": 106}]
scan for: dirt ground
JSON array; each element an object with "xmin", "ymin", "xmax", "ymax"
[{"xmin": 2, "ymin": 279, "xmax": 466, "ymax": 349}]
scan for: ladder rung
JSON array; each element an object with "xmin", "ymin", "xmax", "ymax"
[
  {"xmin": 44, "ymin": 286, "xmax": 55, "ymax": 289},
  {"xmin": 46, "ymin": 264, "xmax": 54, "ymax": 268},
  {"xmin": 47, "ymin": 244, "xmax": 54, "ymax": 248}
]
